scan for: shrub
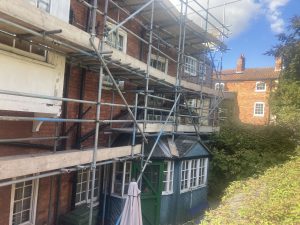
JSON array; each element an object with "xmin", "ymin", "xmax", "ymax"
[{"xmin": 201, "ymin": 153, "xmax": 300, "ymax": 225}]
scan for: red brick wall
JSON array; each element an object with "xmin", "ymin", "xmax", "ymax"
[
  {"xmin": 225, "ymin": 80, "xmax": 274, "ymax": 125},
  {"xmin": 0, "ymin": 185, "xmax": 11, "ymax": 225}
]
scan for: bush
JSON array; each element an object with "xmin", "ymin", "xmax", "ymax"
[
  {"xmin": 201, "ymin": 152, "xmax": 300, "ymax": 225},
  {"xmin": 207, "ymin": 122, "xmax": 297, "ymax": 197}
]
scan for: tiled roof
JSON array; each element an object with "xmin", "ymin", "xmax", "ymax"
[{"xmin": 220, "ymin": 67, "xmax": 280, "ymax": 81}]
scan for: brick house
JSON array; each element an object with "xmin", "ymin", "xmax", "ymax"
[
  {"xmin": 218, "ymin": 55, "xmax": 281, "ymax": 125},
  {"xmin": 0, "ymin": 0, "xmax": 226, "ymax": 225}
]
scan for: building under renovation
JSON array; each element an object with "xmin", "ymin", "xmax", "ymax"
[{"xmin": 0, "ymin": 0, "xmax": 228, "ymax": 224}]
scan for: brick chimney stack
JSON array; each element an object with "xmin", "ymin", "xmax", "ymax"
[
  {"xmin": 236, "ymin": 54, "xmax": 245, "ymax": 73},
  {"xmin": 275, "ymin": 57, "xmax": 282, "ymax": 71}
]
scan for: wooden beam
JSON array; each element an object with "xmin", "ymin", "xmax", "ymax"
[{"xmin": 0, "ymin": 145, "xmax": 141, "ymax": 180}]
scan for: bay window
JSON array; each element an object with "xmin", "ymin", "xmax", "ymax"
[
  {"xmin": 162, "ymin": 161, "xmax": 174, "ymax": 195},
  {"xmin": 180, "ymin": 158, "xmax": 208, "ymax": 192}
]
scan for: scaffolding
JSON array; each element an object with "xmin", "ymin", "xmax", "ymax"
[{"xmin": 0, "ymin": 0, "xmax": 229, "ymax": 224}]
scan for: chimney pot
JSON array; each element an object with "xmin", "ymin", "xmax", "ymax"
[{"xmin": 236, "ymin": 54, "xmax": 245, "ymax": 73}]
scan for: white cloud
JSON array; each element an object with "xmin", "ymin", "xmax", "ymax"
[
  {"xmin": 169, "ymin": 0, "xmax": 289, "ymax": 39},
  {"xmin": 262, "ymin": 0, "xmax": 290, "ymax": 33}
]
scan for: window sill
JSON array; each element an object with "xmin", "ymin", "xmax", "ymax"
[
  {"xmin": 111, "ymin": 193, "xmax": 127, "ymax": 199},
  {"xmin": 255, "ymin": 90, "xmax": 266, "ymax": 92},
  {"xmin": 253, "ymin": 114, "xmax": 264, "ymax": 117},
  {"xmin": 162, "ymin": 191, "xmax": 173, "ymax": 195},
  {"xmin": 180, "ymin": 185, "xmax": 207, "ymax": 194}
]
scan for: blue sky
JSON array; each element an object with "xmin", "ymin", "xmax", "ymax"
[{"xmin": 222, "ymin": 0, "xmax": 299, "ymax": 69}]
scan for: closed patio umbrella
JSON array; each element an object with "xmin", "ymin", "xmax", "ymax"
[{"xmin": 119, "ymin": 181, "xmax": 143, "ymax": 225}]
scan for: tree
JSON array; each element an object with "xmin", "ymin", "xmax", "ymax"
[{"xmin": 266, "ymin": 16, "xmax": 300, "ymax": 137}]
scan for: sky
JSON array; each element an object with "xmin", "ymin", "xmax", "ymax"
[
  {"xmin": 170, "ymin": 0, "xmax": 299, "ymax": 69},
  {"xmin": 210, "ymin": 0, "xmax": 300, "ymax": 69}
]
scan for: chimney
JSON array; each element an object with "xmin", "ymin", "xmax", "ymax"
[
  {"xmin": 275, "ymin": 57, "xmax": 282, "ymax": 71},
  {"xmin": 236, "ymin": 54, "xmax": 245, "ymax": 73}
]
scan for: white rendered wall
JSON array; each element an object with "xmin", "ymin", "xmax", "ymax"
[
  {"xmin": 0, "ymin": 48, "xmax": 65, "ymax": 116},
  {"xmin": 50, "ymin": 0, "xmax": 70, "ymax": 23}
]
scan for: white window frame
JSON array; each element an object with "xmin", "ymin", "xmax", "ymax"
[
  {"xmin": 27, "ymin": 0, "xmax": 51, "ymax": 12},
  {"xmin": 162, "ymin": 161, "xmax": 174, "ymax": 195},
  {"xmin": 199, "ymin": 62, "xmax": 206, "ymax": 80},
  {"xmin": 215, "ymin": 83, "xmax": 225, "ymax": 91},
  {"xmin": 75, "ymin": 166, "xmax": 102, "ymax": 207},
  {"xmin": 9, "ymin": 179, "xmax": 39, "ymax": 225},
  {"xmin": 255, "ymin": 81, "xmax": 266, "ymax": 92},
  {"xmin": 184, "ymin": 56, "xmax": 197, "ymax": 76},
  {"xmin": 105, "ymin": 22, "xmax": 127, "ymax": 53},
  {"xmin": 254, "ymin": 102, "xmax": 265, "ymax": 117},
  {"xmin": 180, "ymin": 158, "xmax": 208, "ymax": 193},
  {"xmin": 111, "ymin": 161, "xmax": 132, "ymax": 198},
  {"xmin": 150, "ymin": 54, "xmax": 168, "ymax": 73}
]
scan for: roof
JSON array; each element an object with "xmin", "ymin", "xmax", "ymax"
[
  {"xmin": 144, "ymin": 136, "xmax": 210, "ymax": 159},
  {"xmin": 220, "ymin": 67, "xmax": 280, "ymax": 82}
]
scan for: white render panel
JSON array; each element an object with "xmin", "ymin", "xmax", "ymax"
[
  {"xmin": 50, "ymin": 0, "xmax": 70, "ymax": 22},
  {"xmin": 0, "ymin": 49, "xmax": 65, "ymax": 116}
]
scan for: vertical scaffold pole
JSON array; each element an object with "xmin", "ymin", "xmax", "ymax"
[{"xmin": 140, "ymin": 0, "xmax": 155, "ymax": 188}]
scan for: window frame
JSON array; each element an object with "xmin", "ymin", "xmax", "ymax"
[
  {"xmin": 199, "ymin": 61, "xmax": 207, "ymax": 80},
  {"xmin": 9, "ymin": 179, "xmax": 39, "ymax": 225},
  {"xmin": 75, "ymin": 166, "xmax": 102, "ymax": 207},
  {"xmin": 180, "ymin": 158, "xmax": 208, "ymax": 193},
  {"xmin": 255, "ymin": 81, "xmax": 266, "ymax": 92},
  {"xmin": 184, "ymin": 56, "xmax": 197, "ymax": 76},
  {"xmin": 215, "ymin": 82, "xmax": 225, "ymax": 91},
  {"xmin": 150, "ymin": 54, "xmax": 168, "ymax": 74},
  {"xmin": 111, "ymin": 161, "xmax": 132, "ymax": 198},
  {"xmin": 254, "ymin": 102, "xmax": 265, "ymax": 117},
  {"xmin": 28, "ymin": 0, "xmax": 51, "ymax": 12},
  {"xmin": 162, "ymin": 161, "xmax": 174, "ymax": 195},
  {"xmin": 105, "ymin": 22, "xmax": 127, "ymax": 53}
]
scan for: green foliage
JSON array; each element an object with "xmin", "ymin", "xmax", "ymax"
[
  {"xmin": 201, "ymin": 153, "xmax": 300, "ymax": 225},
  {"xmin": 267, "ymin": 16, "xmax": 300, "ymax": 136},
  {"xmin": 207, "ymin": 122, "xmax": 297, "ymax": 197}
]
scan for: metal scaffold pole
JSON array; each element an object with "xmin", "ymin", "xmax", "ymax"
[
  {"xmin": 140, "ymin": 0, "xmax": 155, "ymax": 188},
  {"xmin": 89, "ymin": 0, "xmax": 103, "ymax": 224}
]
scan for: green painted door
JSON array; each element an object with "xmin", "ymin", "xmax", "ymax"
[{"xmin": 133, "ymin": 162, "xmax": 163, "ymax": 225}]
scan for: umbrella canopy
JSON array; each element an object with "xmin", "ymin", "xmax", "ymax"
[{"xmin": 119, "ymin": 182, "xmax": 143, "ymax": 225}]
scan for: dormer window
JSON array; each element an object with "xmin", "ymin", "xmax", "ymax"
[{"xmin": 255, "ymin": 82, "xmax": 266, "ymax": 92}]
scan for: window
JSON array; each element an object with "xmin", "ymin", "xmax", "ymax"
[
  {"xmin": 256, "ymin": 82, "xmax": 266, "ymax": 92},
  {"xmin": 162, "ymin": 161, "xmax": 174, "ymax": 194},
  {"xmin": 199, "ymin": 62, "xmax": 207, "ymax": 80},
  {"xmin": 10, "ymin": 179, "xmax": 39, "ymax": 225},
  {"xmin": 215, "ymin": 83, "xmax": 225, "ymax": 91},
  {"xmin": 184, "ymin": 56, "xmax": 197, "ymax": 76},
  {"xmin": 27, "ymin": 0, "xmax": 51, "ymax": 12},
  {"xmin": 106, "ymin": 23, "xmax": 127, "ymax": 53},
  {"xmin": 150, "ymin": 54, "xmax": 168, "ymax": 73},
  {"xmin": 112, "ymin": 161, "xmax": 132, "ymax": 197},
  {"xmin": 180, "ymin": 158, "xmax": 208, "ymax": 192},
  {"xmin": 75, "ymin": 167, "xmax": 101, "ymax": 206},
  {"xmin": 254, "ymin": 102, "xmax": 265, "ymax": 116}
]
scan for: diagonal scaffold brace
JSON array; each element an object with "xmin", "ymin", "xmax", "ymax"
[
  {"xmin": 89, "ymin": 39, "xmax": 148, "ymax": 144},
  {"xmin": 137, "ymin": 93, "xmax": 182, "ymax": 183}
]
